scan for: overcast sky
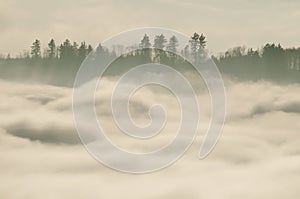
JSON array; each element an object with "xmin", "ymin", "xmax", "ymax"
[{"xmin": 1, "ymin": 0, "xmax": 300, "ymax": 56}]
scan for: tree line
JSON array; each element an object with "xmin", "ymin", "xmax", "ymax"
[
  {"xmin": 6, "ymin": 38, "xmax": 94, "ymax": 63},
  {"xmin": 214, "ymin": 43, "xmax": 300, "ymax": 81},
  {"xmin": 0, "ymin": 33, "xmax": 299, "ymax": 86},
  {"xmin": 0, "ymin": 32, "xmax": 206, "ymax": 63}
]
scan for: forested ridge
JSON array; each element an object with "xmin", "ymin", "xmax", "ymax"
[{"xmin": 0, "ymin": 33, "xmax": 299, "ymax": 86}]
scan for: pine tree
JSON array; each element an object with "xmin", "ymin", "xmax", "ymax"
[
  {"xmin": 189, "ymin": 32, "xmax": 206, "ymax": 63},
  {"xmin": 59, "ymin": 39, "xmax": 74, "ymax": 60},
  {"xmin": 78, "ymin": 41, "xmax": 87, "ymax": 61},
  {"xmin": 31, "ymin": 39, "xmax": 41, "ymax": 59},
  {"xmin": 166, "ymin": 35, "xmax": 178, "ymax": 53},
  {"xmin": 47, "ymin": 39, "xmax": 56, "ymax": 59},
  {"xmin": 139, "ymin": 34, "xmax": 151, "ymax": 48},
  {"xmin": 153, "ymin": 34, "xmax": 167, "ymax": 49},
  {"xmin": 199, "ymin": 34, "xmax": 206, "ymax": 49}
]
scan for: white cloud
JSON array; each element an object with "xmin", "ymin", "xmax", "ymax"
[{"xmin": 0, "ymin": 76, "xmax": 300, "ymax": 198}]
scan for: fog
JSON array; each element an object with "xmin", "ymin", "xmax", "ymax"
[{"xmin": 0, "ymin": 73, "xmax": 300, "ymax": 199}]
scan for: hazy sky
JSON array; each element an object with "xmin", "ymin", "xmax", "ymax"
[{"xmin": 0, "ymin": 0, "xmax": 300, "ymax": 56}]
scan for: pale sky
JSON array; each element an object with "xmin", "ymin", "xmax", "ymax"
[{"xmin": 1, "ymin": 0, "xmax": 300, "ymax": 56}]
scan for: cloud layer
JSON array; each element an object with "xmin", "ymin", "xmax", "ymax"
[{"xmin": 0, "ymin": 77, "xmax": 300, "ymax": 199}]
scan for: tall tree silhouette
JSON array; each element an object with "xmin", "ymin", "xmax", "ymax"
[
  {"xmin": 166, "ymin": 35, "xmax": 179, "ymax": 53},
  {"xmin": 31, "ymin": 39, "xmax": 41, "ymax": 59},
  {"xmin": 59, "ymin": 39, "xmax": 77, "ymax": 61},
  {"xmin": 199, "ymin": 34, "xmax": 206, "ymax": 49},
  {"xmin": 139, "ymin": 34, "xmax": 151, "ymax": 48},
  {"xmin": 153, "ymin": 34, "xmax": 167, "ymax": 63},
  {"xmin": 47, "ymin": 39, "xmax": 56, "ymax": 59},
  {"xmin": 78, "ymin": 41, "xmax": 88, "ymax": 62},
  {"xmin": 189, "ymin": 32, "xmax": 207, "ymax": 63},
  {"xmin": 153, "ymin": 34, "xmax": 167, "ymax": 49},
  {"xmin": 181, "ymin": 45, "xmax": 190, "ymax": 58},
  {"xmin": 189, "ymin": 33, "xmax": 200, "ymax": 63},
  {"xmin": 139, "ymin": 34, "xmax": 151, "ymax": 57},
  {"xmin": 190, "ymin": 32, "xmax": 199, "ymax": 57}
]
